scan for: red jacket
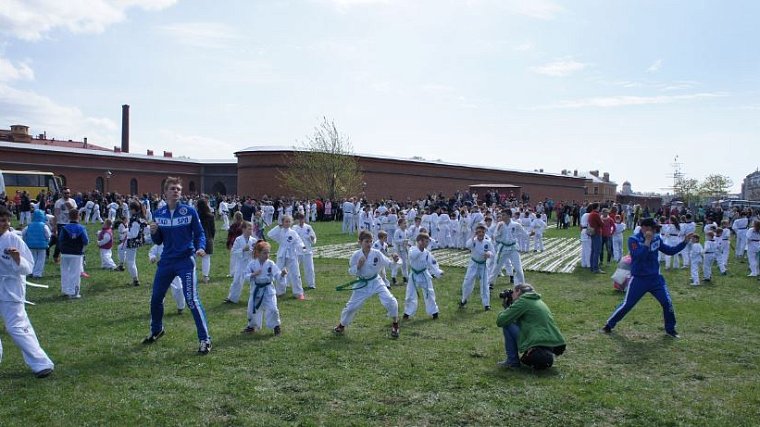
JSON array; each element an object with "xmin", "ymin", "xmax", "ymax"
[
  {"xmin": 588, "ymin": 211, "xmax": 603, "ymax": 234},
  {"xmin": 601, "ymin": 216, "xmax": 615, "ymax": 237}
]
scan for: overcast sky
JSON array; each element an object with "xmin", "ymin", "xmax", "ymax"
[{"xmin": 1, "ymin": 0, "xmax": 758, "ymax": 194}]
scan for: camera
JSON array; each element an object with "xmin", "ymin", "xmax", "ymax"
[{"xmin": 499, "ymin": 289, "xmax": 514, "ymax": 308}]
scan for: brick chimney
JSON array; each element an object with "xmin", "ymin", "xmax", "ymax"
[
  {"xmin": 163, "ymin": 151, "xmax": 172, "ymax": 158},
  {"xmin": 603, "ymin": 172, "xmax": 610, "ymax": 182},
  {"xmin": 121, "ymin": 104, "xmax": 130, "ymax": 153},
  {"xmin": 147, "ymin": 149, "xmax": 154, "ymax": 156}
]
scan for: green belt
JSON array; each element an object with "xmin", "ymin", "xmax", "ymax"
[
  {"xmin": 336, "ymin": 274, "xmax": 379, "ymax": 291},
  {"xmin": 471, "ymin": 257, "xmax": 487, "ymax": 265},
  {"xmin": 251, "ymin": 281, "xmax": 272, "ymax": 313},
  {"xmin": 496, "ymin": 241, "xmax": 516, "ymax": 265},
  {"xmin": 410, "ymin": 267, "xmax": 428, "ymax": 300}
]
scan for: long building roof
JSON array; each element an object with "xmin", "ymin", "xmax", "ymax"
[{"xmin": 236, "ymin": 145, "xmax": 586, "ymax": 181}]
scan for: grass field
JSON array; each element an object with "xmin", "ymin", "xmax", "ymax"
[{"xmin": 2, "ymin": 219, "xmax": 759, "ymax": 426}]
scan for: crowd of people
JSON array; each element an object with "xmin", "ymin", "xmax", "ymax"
[{"xmin": 2, "ymin": 180, "xmax": 760, "ymax": 379}]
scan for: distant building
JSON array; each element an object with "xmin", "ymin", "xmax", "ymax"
[{"xmin": 742, "ymin": 170, "xmax": 760, "ymax": 200}]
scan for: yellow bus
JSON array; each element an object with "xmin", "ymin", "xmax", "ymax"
[{"xmin": 0, "ymin": 170, "xmax": 63, "ymax": 199}]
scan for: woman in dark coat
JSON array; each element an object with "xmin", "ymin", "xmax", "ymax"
[{"xmin": 197, "ymin": 199, "xmax": 216, "ymax": 284}]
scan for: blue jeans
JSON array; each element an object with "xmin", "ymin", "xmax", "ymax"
[
  {"xmin": 502, "ymin": 324, "xmax": 521, "ymax": 367},
  {"xmin": 590, "ymin": 234, "xmax": 602, "ymax": 272}
]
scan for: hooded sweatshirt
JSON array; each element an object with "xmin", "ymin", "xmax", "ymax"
[
  {"xmin": 23, "ymin": 210, "xmax": 51, "ymax": 250},
  {"xmin": 496, "ymin": 292, "xmax": 566, "ymax": 353}
]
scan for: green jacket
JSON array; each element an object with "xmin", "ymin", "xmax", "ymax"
[{"xmin": 496, "ymin": 292, "xmax": 566, "ymax": 353}]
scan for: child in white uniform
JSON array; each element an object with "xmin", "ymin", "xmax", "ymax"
[
  {"xmin": 688, "ymin": 235, "xmax": 703, "ymax": 286},
  {"xmin": 703, "ymin": 231, "xmax": 719, "ymax": 282},
  {"xmin": 403, "ymin": 232, "xmax": 443, "ymax": 320},
  {"xmin": 0, "ymin": 206, "xmax": 55, "ymax": 378},
  {"xmin": 97, "ymin": 219, "xmax": 118, "ymax": 270},
  {"xmin": 612, "ymin": 215, "xmax": 627, "ymax": 262},
  {"xmin": 243, "ymin": 240, "xmax": 287, "ymax": 336},
  {"xmin": 333, "ymin": 230, "xmax": 400, "ymax": 338},
  {"xmin": 392, "ymin": 218, "xmax": 410, "ymax": 286},
  {"xmin": 224, "ymin": 222, "xmax": 255, "ymax": 303},
  {"xmin": 460, "ymin": 223, "xmax": 494, "ymax": 311},
  {"xmin": 267, "ymin": 215, "xmax": 306, "ymax": 299},
  {"xmin": 294, "ymin": 212, "xmax": 317, "ymax": 290},
  {"xmin": 372, "ymin": 231, "xmax": 392, "ymax": 288}
]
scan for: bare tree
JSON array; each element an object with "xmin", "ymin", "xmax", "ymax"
[{"xmin": 279, "ymin": 117, "xmax": 363, "ymax": 201}]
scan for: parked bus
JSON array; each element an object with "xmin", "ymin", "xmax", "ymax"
[{"xmin": 0, "ymin": 170, "xmax": 62, "ymax": 199}]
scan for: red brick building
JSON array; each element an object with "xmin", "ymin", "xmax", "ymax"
[{"xmin": 236, "ymin": 146, "xmax": 595, "ymax": 202}]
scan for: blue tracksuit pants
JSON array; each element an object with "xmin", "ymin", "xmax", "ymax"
[
  {"xmin": 150, "ymin": 256, "xmax": 210, "ymax": 342},
  {"xmin": 606, "ymin": 274, "xmax": 676, "ymax": 333}
]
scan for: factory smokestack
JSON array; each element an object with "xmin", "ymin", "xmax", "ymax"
[{"xmin": 121, "ymin": 104, "xmax": 130, "ymax": 153}]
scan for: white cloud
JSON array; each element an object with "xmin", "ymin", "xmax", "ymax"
[
  {"xmin": 0, "ymin": 56, "xmax": 34, "ymax": 82},
  {"xmin": 513, "ymin": 42, "xmax": 535, "ymax": 52},
  {"xmin": 537, "ymin": 92, "xmax": 726, "ymax": 109},
  {"xmin": 505, "ymin": 0, "xmax": 563, "ymax": 20},
  {"xmin": 530, "ymin": 58, "xmax": 587, "ymax": 77},
  {"xmin": 0, "ymin": 0, "xmax": 177, "ymax": 41},
  {"xmin": 150, "ymin": 130, "xmax": 239, "ymax": 160},
  {"xmin": 157, "ymin": 22, "xmax": 241, "ymax": 49},
  {"xmin": 646, "ymin": 59, "xmax": 663, "ymax": 73},
  {"xmin": 0, "ymin": 83, "xmax": 117, "ymax": 142}
]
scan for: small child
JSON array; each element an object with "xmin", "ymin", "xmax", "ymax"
[
  {"xmin": 531, "ymin": 214, "xmax": 547, "ymax": 253},
  {"xmin": 689, "ymin": 235, "xmax": 703, "ymax": 286},
  {"xmin": 96, "ymin": 219, "xmax": 118, "ymax": 270},
  {"xmin": 716, "ymin": 226, "xmax": 729, "ymax": 275},
  {"xmin": 372, "ymin": 230, "xmax": 392, "ymax": 288},
  {"xmin": 612, "ymin": 215, "xmax": 627, "ymax": 262},
  {"xmin": 225, "ymin": 221, "xmax": 255, "ymax": 303},
  {"xmin": 125, "ymin": 201, "xmax": 146, "ymax": 286},
  {"xmin": 460, "ymin": 223, "xmax": 494, "ymax": 311},
  {"xmin": 116, "ymin": 216, "xmax": 128, "ymax": 271},
  {"xmin": 22, "ymin": 209, "xmax": 51, "ymax": 278},
  {"xmin": 267, "ymin": 214, "xmax": 307, "ymax": 299},
  {"xmin": 148, "ymin": 243, "xmax": 186, "ymax": 314},
  {"xmin": 403, "ymin": 232, "xmax": 444, "ymax": 320},
  {"xmin": 703, "ymin": 231, "xmax": 718, "ymax": 282},
  {"xmin": 59, "ymin": 210, "xmax": 89, "ymax": 299},
  {"xmin": 333, "ymin": 230, "xmax": 401, "ymax": 338},
  {"xmin": 252, "ymin": 210, "xmax": 266, "ymax": 241},
  {"xmin": 293, "ymin": 212, "xmax": 317, "ymax": 290},
  {"xmin": 391, "ymin": 217, "xmax": 409, "ymax": 285},
  {"xmin": 243, "ymin": 240, "xmax": 287, "ymax": 336}
]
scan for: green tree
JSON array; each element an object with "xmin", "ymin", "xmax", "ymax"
[
  {"xmin": 279, "ymin": 117, "xmax": 363, "ymax": 201},
  {"xmin": 698, "ymin": 174, "xmax": 733, "ymax": 200}
]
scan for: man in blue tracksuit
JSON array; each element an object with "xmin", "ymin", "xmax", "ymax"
[
  {"xmin": 603, "ymin": 217, "xmax": 693, "ymax": 338},
  {"xmin": 142, "ymin": 177, "xmax": 211, "ymax": 354}
]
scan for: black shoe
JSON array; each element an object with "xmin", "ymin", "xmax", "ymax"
[
  {"xmin": 34, "ymin": 368, "xmax": 54, "ymax": 378},
  {"xmin": 117, "ymin": 265, "xmax": 125, "ymax": 271},
  {"xmin": 198, "ymin": 339, "xmax": 212, "ymax": 354},
  {"xmin": 223, "ymin": 298, "xmax": 234, "ymax": 304},
  {"xmin": 484, "ymin": 306, "xmax": 490, "ymax": 311},
  {"xmin": 402, "ymin": 313, "xmax": 410, "ymax": 320},
  {"xmin": 403, "ymin": 277, "xmax": 408, "ymax": 284},
  {"xmin": 177, "ymin": 308, "xmax": 184, "ymax": 315},
  {"xmin": 509, "ymin": 276, "xmax": 514, "ymax": 284},
  {"xmin": 458, "ymin": 300, "xmax": 467, "ymax": 309},
  {"xmin": 390, "ymin": 322, "xmax": 400, "ymax": 339},
  {"xmin": 392, "ymin": 278, "xmax": 397, "ymax": 285},
  {"xmin": 432, "ymin": 312, "xmax": 439, "ymax": 320},
  {"xmin": 133, "ymin": 279, "xmax": 140, "ymax": 287},
  {"xmin": 489, "ymin": 284, "xmax": 493, "ymax": 290},
  {"xmin": 703, "ymin": 278, "xmax": 711, "ymax": 282},
  {"xmin": 333, "ymin": 324, "xmax": 345, "ymax": 334},
  {"xmin": 142, "ymin": 328, "xmax": 165, "ymax": 344},
  {"xmin": 601, "ymin": 325, "xmax": 612, "ymax": 334},
  {"xmin": 665, "ymin": 330, "xmax": 680, "ymax": 339},
  {"xmin": 273, "ymin": 325, "xmax": 282, "ymax": 336}
]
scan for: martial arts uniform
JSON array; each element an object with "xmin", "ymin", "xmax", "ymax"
[
  {"xmin": 226, "ymin": 234, "xmax": 256, "ymax": 303},
  {"xmin": 0, "ymin": 231, "xmax": 55, "ymax": 375},
  {"xmin": 747, "ymin": 229, "xmax": 760, "ymax": 277},
  {"xmin": 612, "ymin": 222, "xmax": 627, "ymax": 262},
  {"xmin": 403, "ymin": 245, "xmax": 443, "ymax": 318},
  {"xmin": 267, "ymin": 225, "xmax": 306, "ymax": 297},
  {"xmin": 59, "ymin": 221, "xmax": 89, "ymax": 298},
  {"xmin": 245, "ymin": 258, "xmax": 285, "ymax": 332},
  {"xmin": 489, "ymin": 220, "xmax": 527, "ymax": 286},
  {"xmin": 338, "ymin": 247, "xmax": 399, "ymax": 328},
  {"xmin": 689, "ymin": 242, "xmax": 703, "ymax": 286},
  {"xmin": 460, "ymin": 235, "xmax": 494, "ymax": 309},
  {"xmin": 294, "ymin": 222, "xmax": 317, "ymax": 289},
  {"xmin": 702, "ymin": 238, "xmax": 719, "ymax": 281},
  {"xmin": 732, "ymin": 217, "xmax": 749, "ymax": 259},
  {"xmin": 97, "ymin": 225, "xmax": 118, "ymax": 270},
  {"xmin": 392, "ymin": 227, "xmax": 409, "ymax": 283},
  {"xmin": 580, "ymin": 213, "xmax": 591, "ymax": 268}
]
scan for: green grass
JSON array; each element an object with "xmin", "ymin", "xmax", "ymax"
[{"xmin": 1, "ymin": 219, "xmax": 759, "ymax": 426}]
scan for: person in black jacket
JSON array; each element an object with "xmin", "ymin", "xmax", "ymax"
[{"xmin": 197, "ymin": 198, "xmax": 216, "ymax": 284}]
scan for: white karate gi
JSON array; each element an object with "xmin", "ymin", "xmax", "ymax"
[
  {"xmin": 703, "ymin": 239, "xmax": 719, "ymax": 280},
  {"xmin": 226, "ymin": 235, "xmax": 256, "ymax": 303},
  {"xmin": 488, "ymin": 220, "xmax": 527, "ymax": 286},
  {"xmin": 461, "ymin": 235, "xmax": 493, "ymax": 308},
  {"xmin": 746, "ymin": 229, "xmax": 760, "ymax": 277},
  {"xmin": 580, "ymin": 213, "xmax": 591, "ymax": 268},
  {"xmin": 267, "ymin": 225, "xmax": 306, "ymax": 297},
  {"xmin": 689, "ymin": 242, "xmax": 703, "ymax": 285},
  {"xmin": 404, "ymin": 245, "xmax": 443, "ymax": 317},
  {"xmin": 294, "ymin": 223, "xmax": 317, "ymax": 289},
  {"xmin": 732, "ymin": 217, "xmax": 749, "ymax": 258},
  {"xmin": 338, "ymin": 248, "xmax": 399, "ymax": 326},
  {"xmin": 612, "ymin": 222, "xmax": 626, "ymax": 262},
  {"xmin": 246, "ymin": 258, "xmax": 285, "ymax": 331},
  {"xmin": 0, "ymin": 231, "xmax": 55, "ymax": 374}
]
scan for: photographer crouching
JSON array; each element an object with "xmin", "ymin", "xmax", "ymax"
[{"xmin": 496, "ymin": 284, "xmax": 566, "ymax": 370}]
